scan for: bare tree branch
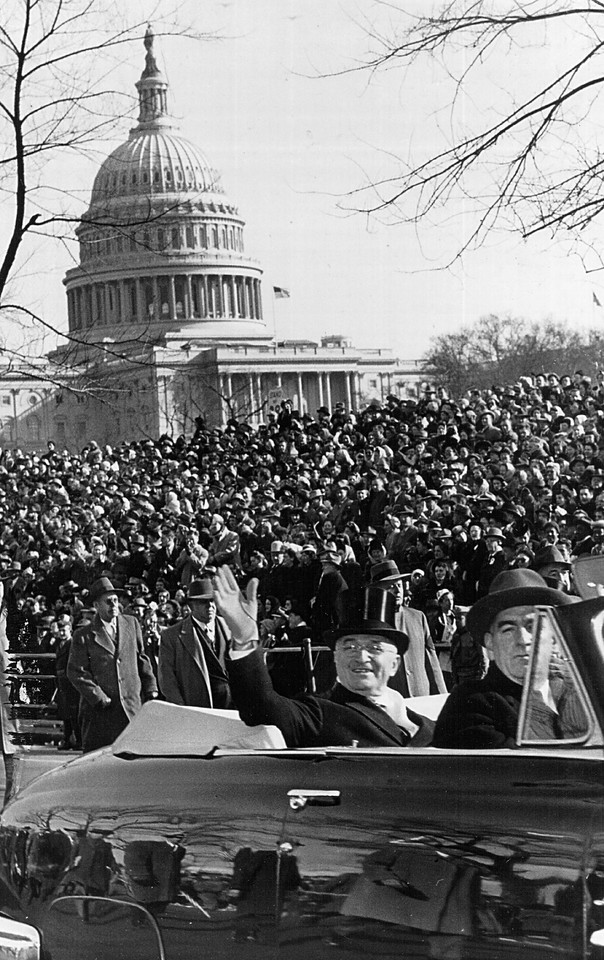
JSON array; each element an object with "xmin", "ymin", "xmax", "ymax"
[{"xmin": 340, "ymin": 1, "xmax": 604, "ymax": 258}]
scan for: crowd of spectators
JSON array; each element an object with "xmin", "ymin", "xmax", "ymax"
[{"xmin": 1, "ymin": 368, "xmax": 604, "ymax": 728}]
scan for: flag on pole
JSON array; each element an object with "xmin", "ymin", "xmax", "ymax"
[
  {"xmin": 594, "ymin": 292, "xmax": 602, "ymax": 307},
  {"xmin": 273, "ymin": 286, "xmax": 290, "ymax": 299}
]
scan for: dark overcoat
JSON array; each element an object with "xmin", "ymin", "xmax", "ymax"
[
  {"xmin": 158, "ymin": 615, "xmax": 232, "ymax": 708},
  {"xmin": 228, "ymin": 649, "xmax": 433, "ymax": 748},
  {"xmin": 67, "ymin": 612, "xmax": 157, "ymax": 751}
]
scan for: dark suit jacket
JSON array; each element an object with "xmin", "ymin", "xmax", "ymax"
[
  {"xmin": 433, "ymin": 663, "xmax": 522, "ymax": 748},
  {"xmin": 67, "ymin": 613, "xmax": 157, "ymax": 751},
  {"xmin": 228, "ymin": 649, "xmax": 434, "ymax": 748},
  {"xmin": 158, "ymin": 615, "xmax": 232, "ymax": 708}
]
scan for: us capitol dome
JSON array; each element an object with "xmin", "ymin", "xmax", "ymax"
[
  {"xmin": 17, "ymin": 28, "xmax": 415, "ymax": 446},
  {"xmin": 63, "ymin": 26, "xmax": 266, "ymax": 344}
]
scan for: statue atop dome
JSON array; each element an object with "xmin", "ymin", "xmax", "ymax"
[
  {"xmin": 141, "ymin": 25, "xmax": 160, "ymax": 79},
  {"xmin": 135, "ymin": 25, "xmax": 169, "ymax": 127}
]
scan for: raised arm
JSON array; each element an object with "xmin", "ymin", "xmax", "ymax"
[{"xmin": 213, "ymin": 566, "xmax": 259, "ymax": 651}]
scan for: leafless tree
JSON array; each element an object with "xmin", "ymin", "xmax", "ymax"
[
  {"xmin": 424, "ymin": 313, "xmax": 589, "ymax": 392},
  {"xmin": 343, "ymin": 1, "xmax": 604, "ymax": 265},
  {"xmin": 0, "ymin": 0, "xmax": 209, "ymax": 374}
]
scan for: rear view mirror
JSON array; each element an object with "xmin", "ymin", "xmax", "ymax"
[{"xmin": 572, "ymin": 556, "xmax": 604, "ymax": 599}]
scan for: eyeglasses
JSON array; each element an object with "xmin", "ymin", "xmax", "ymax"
[{"xmin": 337, "ymin": 639, "xmax": 397, "ymax": 656}]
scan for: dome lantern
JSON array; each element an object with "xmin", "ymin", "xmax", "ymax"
[{"xmin": 134, "ymin": 25, "xmax": 171, "ymax": 130}]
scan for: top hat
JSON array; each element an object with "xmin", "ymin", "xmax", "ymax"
[
  {"xmin": 466, "ymin": 569, "xmax": 574, "ymax": 644},
  {"xmin": 324, "ymin": 587, "xmax": 408, "ymax": 654},
  {"xmin": 369, "ymin": 559, "xmax": 405, "ymax": 584},
  {"xmin": 89, "ymin": 577, "xmax": 125, "ymax": 603},
  {"xmin": 188, "ymin": 578, "xmax": 215, "ymax": 601}
]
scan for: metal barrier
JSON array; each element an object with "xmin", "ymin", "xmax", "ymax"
[
  {"xmin": 4, "ymin": 652, "xmax": 61, "ymax": 746},
  {"xmin": 265, "ymin": 643, "xmax": 332, "ymax": 694}
]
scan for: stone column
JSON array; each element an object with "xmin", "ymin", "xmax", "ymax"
[
  {"xmin": 325, "ymin": 372, "xmax": 332, "ymax": 412},
  {"xmin": 219, "ymin": 375, "xmax": 228, "ymax": 427},
  {"xmin": 255, "ymin": 374, "xmax": 263, "ymax": 414},
  {"xmin": 119, "ymin": 281, "xmax": 127, "ymax": 323},
  {"xmin": 248, "ymin": 374, "xmax": 255, "ymax": 422},
  {"xmin": 230, "ymin": 277, "xmax": 236, "ymax": 317},
  {"xmin": 297, "ymin": 373, "xmax": 304, "ymax": 415},
  {"xmin": 240, "ymin": 279, "xmax": 246, "ymax": 318},
  {"xmin": 169, "ymin": 276, "xmax": 177, "ymax": 321},
  {"xmin": 256, "ymin": 281, "xmax": 263, "ymax": 320},
  {"xmin": 102, "ymin": 284, "xmax": 110, "ymax": 325},
  {"xmin": 318, "ymin": 373, "xmax": 324, "ymax": 408},
  {"xmin": 186, "ymin": 275, "xmax": 193, "ymax": 319},
  {"xmin": 153, "ymin": 277, "xmax": 160, "ymax": 321},
  {"xmin": 136, "ymin": 279, "xmax": 145, "ymax": 322},
  {"xmin": 345, "ymin": 372, "xmax": 352, "ymax": 411}
]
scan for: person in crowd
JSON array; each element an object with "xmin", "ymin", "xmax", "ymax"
[
  {"xmin": 369, "ymin": 560, "xmax": 447, "ymax": 697},
  {"xmin": 214, "ymin": 565, "xmax": 434, "ymax": 748},
  {"xmin": 311, "ymin": 548, "xmax": 348, "ymax": 640},
  {"xmin": 3, "ymin": 368, "xmax": 604, "ymax": 726},
  {"xmin": 158, "ymin": 577, "xmax": 232, "ymax": 708},
  {"xmin": 533, "ymin": 545, "xmax": 573, "ymax": 592},
  {"xmin": 67, "ymin": 577, "xmax": 158, "ymax": 753},
  {"xmin": 449, "ymin": 605, "xmax": 489, "ymax": 686},
  {"xmin": 476, "ymin": 526, "xmax": 508, "ymax": 597},
  {"xmin": 55, "ymin": 614, "xmax": 81, "ymax": 750},
  {"xmin": 433, "ymin": 569, "xmax": 577, "ymax": 748}
]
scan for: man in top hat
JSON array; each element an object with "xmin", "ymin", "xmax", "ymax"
[
  {"xmin": 369, "ymin": 560, "xmax": 447, "ymax": 698},
  {"xmin": 67, "ymin": 577, "xmax": 158, "ymax": 753},
  {"xmin": 213, "ymin": 566, "xmax": 433, "ymax": 748},
  {"xmin": 158, "ymin": 578, "xmax": 233, "ymax": 709},
  {"xmin": 432, "ymin": 569, "xmax": 578, "ymax": 749}
]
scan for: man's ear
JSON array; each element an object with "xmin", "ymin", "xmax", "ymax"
[
  {"xmin": 389, "ymin": 654, "xmax": 401, "ymax": 677},
  {"xmin": 483, "ymin": 632, "xmax": 495, "ymax": 661}
]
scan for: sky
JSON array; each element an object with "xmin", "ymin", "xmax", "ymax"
[{"xmin": 3, "ymin": 0, "xmax": 602, "ymax": 362}]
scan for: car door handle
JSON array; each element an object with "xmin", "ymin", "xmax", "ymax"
[{"xmin": 288, "ymin": 789, "xmax": 341, "ymax": 810}]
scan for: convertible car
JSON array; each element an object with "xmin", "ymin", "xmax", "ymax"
[{"xmin": 0, "ymin": 558, "xmax": 603, "ymax": 960}]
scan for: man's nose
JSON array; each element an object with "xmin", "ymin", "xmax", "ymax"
[{"xmin": 517, "ymin": 626, "xmax": 533, "ymax": 647}]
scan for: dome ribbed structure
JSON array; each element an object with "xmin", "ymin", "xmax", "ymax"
[{"xmin": 63, "ymin": 27, "xmax": 265, "ymax": 344}]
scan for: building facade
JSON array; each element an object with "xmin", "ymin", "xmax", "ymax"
[{"xmin": 1, "ymin": 30, "xmax": 425, "ymax": 450}]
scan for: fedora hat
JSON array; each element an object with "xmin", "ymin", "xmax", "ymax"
[
  {"xmin": 324, "ymin": 587, "xmax": 409, "ymax": 654},
  {"xmin": 188, "ymin": 578, "xmax": 215, "ymax": 601},
  {"xmin": 484, "ymin": 526, "xmax": 506, "ymax": 540},
  {"xmin": 370, "ymin": 559, "xmax": 405, "ymax": 584},
  {"xmin": 533, "ymin": 545, "xmax": 571, "ymax": 570},
  {"xmin": 89, "ymin": 577, "xmax": 125, "ymax": 603},
  {"xmin": 466, "ymin": 569, "xmax": 575, "ymax": 644}
]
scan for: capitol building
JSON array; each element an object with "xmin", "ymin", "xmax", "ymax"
[{"xmin": 0, "ymin": 30, "xmax": 424, "ymax": 449}]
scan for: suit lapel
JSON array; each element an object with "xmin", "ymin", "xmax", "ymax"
[
  {"xmin": 329, "ymin": 686, "xmax": 406, "ymax": 745},
  {"xmin": 90, "ymin": 613, "xmax": 116, "ymax": 654},
  {"xmin": 180, "ymin": 619, "xmax": 213, "ymax": 707},
  {"xmin": 180, "ymin": 619, "xmax": 210, "ymax": 674}
]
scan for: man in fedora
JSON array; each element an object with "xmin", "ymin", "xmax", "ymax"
[
  {"xmin": 369, "ymin": 559, "xmax": 447, "ymax": 697},
  {"xmin": 67, "ymin": 577, "xmax": 158, "ymax": 752},
  {"xmin": 158, "ymin": 578, "xmax": 233, "ymax": 709},
  {"xmin": 213, "ymin": 566, "xmax": 433, "ymax": 748},
  {"xmin": 433, "ymin": 569, "xmax": 577, "ymax": 749},
  {"xmin": 533, "ymin": 545, "xmax": 572, "ymax": 593}
]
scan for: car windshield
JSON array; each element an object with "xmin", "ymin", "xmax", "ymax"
[{"xmin": 517, "ymin": 606, "xmax": 594, "ymax": 746}]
